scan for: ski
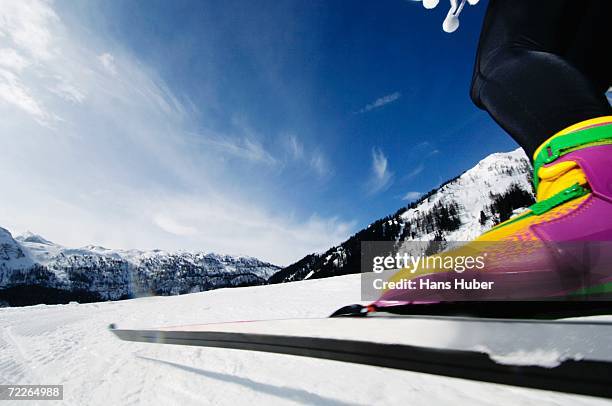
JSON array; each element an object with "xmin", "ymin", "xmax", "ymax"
[{"xmin": 110, "ymin": 315, "xmax": 612, "ymax": 399}]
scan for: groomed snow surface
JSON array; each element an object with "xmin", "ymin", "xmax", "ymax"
[{"xmin": 0, "ymin": 275, "xmax": 609, "ymax": 406}]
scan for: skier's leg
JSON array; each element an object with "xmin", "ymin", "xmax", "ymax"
[
  {"xmin": 470, "ymin": 0, "xmax": 612, "ymax": 159},
  {"xmin": 469, "ymin": 0, "xmax": 612, "ymax": 223}
]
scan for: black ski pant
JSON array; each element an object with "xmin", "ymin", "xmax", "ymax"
[{"xmin": 471, "ymin": 0, "xmax": 612, "ymax": 159}]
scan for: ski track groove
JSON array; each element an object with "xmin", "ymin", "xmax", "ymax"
[{"xmin": 1, "ymin": 325, "xmax": 41, "ymax": 384}]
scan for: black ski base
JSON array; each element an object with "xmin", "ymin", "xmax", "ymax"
[
  {"xmin": 110, "ymin": 323, "xmax": 612, "ymax": 400},
  {"xmin": 331, "ymin": 301, "xmax": 612, "ymax": 319}
]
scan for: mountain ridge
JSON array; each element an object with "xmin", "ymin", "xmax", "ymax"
[
  {"xmin": 0, "ymin": 229, "xmax": 281, "ymax": 307},
  {"xmin": 269, "ymin": 148, "xmax": 535, "ymax": 283}
]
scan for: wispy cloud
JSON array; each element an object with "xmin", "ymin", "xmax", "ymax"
[
  {"xmin": 98, "ymin": 52, "xmax": 117, "ymax": 75},
  {"xmin": 366, "ymin": 147, "xmax": 393, "ymax": 195},
  {"xmin": 286, "ymin": 134, "xmax": 304, "ymax": 159},
  {"xmin": 417, "ymin": 142, "xmax": 440, "ymax": 157},
  {"xmin": 153, "ymin": 214, "xmax": 198, "ymax": 236},
  {"xmin": 402, "ymin": 191, "xmax": 421, "ymax": 201},
  {"xmin": 53, "ymin": 85, "xmax": 84, "ymax": 104},
  {"xmin": 0, "ymin": 48, "xmax": 30, "ymax": 71},
  {"xmin": 0, "ymin": 68, "xmax": 55, "ymax": 125},
  {"xmin": 197, "ymin": 134, "xmax": 278, "ymax": 165},
  {"xmin": 357, "ymin": 91, "xmax": 401, "ymax": 113},
  {"xmin": 399, "ymin": 141, "xmax": 439, "ymax": 183},
  {"xmin": 402, "ymin": 163, "xmax": 425, "ymax": 182},
  {"xmin": 0, "ymin": 0, "xmax": 58, "ymax": 61},
  {"xmin": 0, "ymin": 0, "xmax": 351, "ymax": 265},
  {"xmin": 147, "ymin": 195, "xmax": 356, "ymax": 265},
  {"xmin": 309, "ymin": 152, "xmax": 330, "ymax": 177},
  {"xmin": 282, "ymin": 133, "xmax": 331, "ymax": 177}
]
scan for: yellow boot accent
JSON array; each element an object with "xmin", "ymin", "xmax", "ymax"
[{"xmin": 536, "ymin": 161, "xmax": 587, "ymax": 201}]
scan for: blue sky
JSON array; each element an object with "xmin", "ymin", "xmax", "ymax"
[{"xmin": 0, "ymin": 0, "xmax": 517, "ymax": 264}]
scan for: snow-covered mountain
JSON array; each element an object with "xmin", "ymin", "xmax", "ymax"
[
  {"xmin": 270, "ymin": 148, "xmax": 535, "ymax": 283},
  {"xmin": 2, "ymin": 148, "xmax": 534, "ymax": 305},
  {"xmin": 0, "ymin": 228, "xmax": 35, "ymax": 272},
  {"xmin": 0, "ymin": 229, "xmax": 280, "ymax": 307}
]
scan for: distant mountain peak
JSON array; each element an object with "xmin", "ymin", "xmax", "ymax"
[{"xmin": 15, "ymin": 231, "xmax": 54, "ymax": 246}]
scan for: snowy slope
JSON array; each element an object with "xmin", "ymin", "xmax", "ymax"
[
  {"xmin": 0, "ymin": 276, "xmax": 608, "ymax": 406},
  {"xmin": 0, "ymin": 228, "xmax": 50, "ymax": 291},
  {"xmin": 271, "ymin": 148, "xmax": 535, "ymax": 283},
  {"xmin": 1, "ymin": 231, "xmax": 280, "ymax": 306},
  {"xmin": 0, "ymin": 227, "xmax": 35, "ymax": 271},
  {"xmin": 399, "ymin": 148, "xmax": 533, "ymax": 241}
]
